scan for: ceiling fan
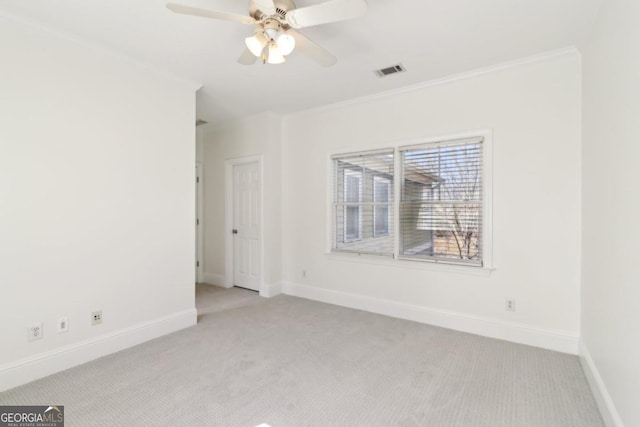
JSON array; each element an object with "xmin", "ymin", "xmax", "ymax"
[{"xmin": 166, "ymin": 0, "xmax": 367, "ymax": 66}]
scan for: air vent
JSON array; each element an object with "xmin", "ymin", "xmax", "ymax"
[
  {"xmin": 195, "ymin": 119, "xmax": 208, "ymax": 126},
  {"xmin": 374, "ymin": 64, "xmax": 406, "ymax": 78},
  {"xmin": 275, "ymin": 7, "xmax": 287, "ymax": 18}
]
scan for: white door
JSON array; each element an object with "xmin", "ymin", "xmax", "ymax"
[{"xmin": 232, "ymin": 161, "xmax": 260, "ymax": 291}]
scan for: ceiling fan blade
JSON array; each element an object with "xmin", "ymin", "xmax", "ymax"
[
  {"xmin": 253, "ymin": 0, "xmax": 277, "ymax": 16},
  {"xmin": 289, "ymin": 30, "xmax": 337, "ymax": 67},
  {"xmin": 285, "ymin": 0, "xmax": 367, "ymax": 29},
  {"xmin": 166, "ymin": 3, "xmax": 256, "ymax": 25},
  {"xmin": 238, "ymin": 48, "xmax": 258, "ymax": 65}
]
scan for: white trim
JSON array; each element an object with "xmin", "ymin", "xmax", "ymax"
[
  {"xmin": 282, "ymin": 282, "xmax": 578, "ymax": 354},
  {"xmin": 288, "ymin": 47, "xmax": 579, "ymax": 119},
  {"xmin": 225, "ymin": 155, "xmax": 265, "ymax": 292},
  {"xmin": 483, "ymin": 130, "xmax": 495, "ymax": 270},
  {"xmin": 579, "ymin": 340, "xmax": 624, "ymax": 427},
  {"xmin": 0, "ymin": 308, "xmax": 197, "ymax": 392},
  {"xmin": 326, "ymin": 156, "xmax": 335, "ymax": 253},
  {"xmin": 399, "ymin": 136, "xmax": 485, "ymax": 152},
  {"xmin": 202, "ymin": 272, "xmax": 228, "ymax": 288},
  {"xmin": 195, "ymin": 162, "xmax": 204, "ymax": 283},
  {"xmin": 330, "ymin": 147, "xmax": 395, "ymax": 159},
  {"xmin": 259, "ymin": 282, "xmax": 283, "ymax": 298}
]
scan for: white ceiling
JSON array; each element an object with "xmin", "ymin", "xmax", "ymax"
[{"xmin": 0, "ymin": 0, "xmax": 602, "ymax": 127}]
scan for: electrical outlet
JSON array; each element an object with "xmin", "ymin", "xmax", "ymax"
[
  {"xmin": 28, "ymin": 322, "xmax": 43, "ymax": 342},
  {"xmin": 57, "ymin": 317, "xmax": 68, "ymax": 333},
  {"xmin": 505, "ymin": 298, "xmax": 516, "ymax": 312},
  {"xmin": 92, "ymin": 310, "xmax": 102, "ymax": 325}
]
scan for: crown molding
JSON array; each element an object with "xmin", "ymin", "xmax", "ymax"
[
  {"xmin": 0, "ymin": 10, "xmax": 202, "ymax": 92},
  {"xmin": 287, "ymin": 46, "xmax": 581, "ymax": 118}
]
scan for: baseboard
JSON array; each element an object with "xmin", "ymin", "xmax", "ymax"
[
  {"xmin": 260, "ymin": 281, "xmax": 282, "ymax": 298},
  {"xmin": 0, "ymin": 308, "xmax": 197, "ymax": 392},
  {"xmin": 282, "ymin": 282, "xmax": 579, "ymax": 354},
  {"xmin": 202, "ymin": 272, "xmax": 227, "ymax": 287},
  {"xmin": 579, "ymin": 339, "xmax": 624, "ymax": 427}
]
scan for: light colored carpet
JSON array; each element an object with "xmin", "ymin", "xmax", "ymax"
[
  {"xmin": 0, "ymin": 284, "xmax": 603, "ymax": 427},
  {"xmin": 196, "ymin": 284, "xmax": 261, "ymax": 315}
]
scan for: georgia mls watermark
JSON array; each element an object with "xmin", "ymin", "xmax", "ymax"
[{"xmin": 0, "ymin": 406, "xmax": 64, "ymax": 427}]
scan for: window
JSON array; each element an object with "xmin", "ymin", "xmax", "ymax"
[
  {"xmin": 332, "ymin": 149, "xmax": 394, "ymax": 255},
  {"xmin": 400, "ymin": 137, "xmax": 483, "ymax": 265},
  {"xmin": 331, "ymin": 135, "xmax": 488, "ymax": 268}
]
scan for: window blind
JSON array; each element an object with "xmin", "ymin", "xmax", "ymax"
[
  {"xmin": 399, "ymin": 137, "xmax": 483, "ymax": 265},
  {"xmin": 332, "ymin": 149, "xmax": 394, "ymax": 255}
]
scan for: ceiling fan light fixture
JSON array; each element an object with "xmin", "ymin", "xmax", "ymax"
[
  {"xmin": 276, "ymin": 32, "xmax": 295, "ymax": 55},
  {"xmin": 264, "ymin": 27, "xmax": 278, "ymax": 40},
  {"xmin": 245, "ymin": 31, "xmax": 267, "ymax": 57},
  {"xmin": 266, "ymin": 42, "xmax": 286, "ymax": 64}
]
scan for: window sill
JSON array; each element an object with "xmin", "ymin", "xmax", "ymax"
[{"xmin": 325, "ymin": 251, "xmax": 495, "ymax": 277}]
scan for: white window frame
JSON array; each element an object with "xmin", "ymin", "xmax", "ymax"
[
  {"xmin": 373, "ymin": 176, "xmax": 391, "ymax": 237},
  {"xmin": 326, "ymin": 130, "xmax": 494, "ymax": 274}
]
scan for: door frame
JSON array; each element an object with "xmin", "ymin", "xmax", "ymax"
[
  {"xmin": 195, "ymin": 162, "xmax": 204, "ymax": 283},
  {"xmin": 224, "ymin": 155, "xmax": 264, "ymax": 293}
]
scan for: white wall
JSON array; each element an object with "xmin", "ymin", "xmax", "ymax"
[
  {"xmin": 282, "ymin": 52, "xmax": 583, "ymax": 353},
  {"xmin": 202, "ymin": 112, "xmax": 282, "ymax": 292},
  {"xmin": 0, "ymin": 15, "xmax": 198, "ymax": 389},
  {"xmin": 581, "ymin": 0, "xmax": 640, "ymax": 425}
]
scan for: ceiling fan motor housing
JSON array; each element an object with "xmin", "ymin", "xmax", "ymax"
[
  {"xmin": 263, "ymin": 18, "xmax": 283, "ymax": 35},
  {"xmin": 249, "ymin": 0, "xmax": 296, "ymax": 21}
]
